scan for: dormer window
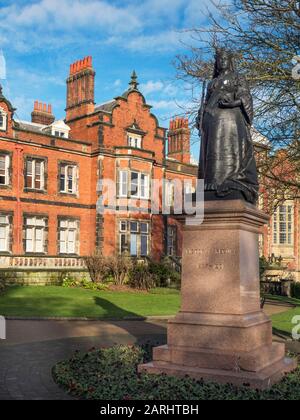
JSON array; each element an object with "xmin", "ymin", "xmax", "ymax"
[
  {"xmin": 55, "ymin": 131, "xmax": 65, "ymax": 138},
  {"xmin": 128, "ymin": 134, "xmax": 142, "ymax": 149},
  {"xmin": 0, "ymin": 107, "xmax": 7, "ymax": 131},
  {"xmin": 42, "ymin": 120, "xmax": 70, "ymax": 139}
]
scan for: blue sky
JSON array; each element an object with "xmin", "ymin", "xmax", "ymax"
[{"xmin": 0, "ymin": 0, "xmax": 216, "ymax": 159}]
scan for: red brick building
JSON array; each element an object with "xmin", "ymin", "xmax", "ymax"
[
  {"xmin": 0, "ymin": 57, "xmax": 197, "ymax": 282},
  {"xmin": 0, "ymin": 56, "xmax": 298, "ymax": 284}
]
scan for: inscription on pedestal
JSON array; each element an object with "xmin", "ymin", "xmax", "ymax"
[{"xmin": 185, "ymin": 247, "xmax": 236, "ymax": 272}]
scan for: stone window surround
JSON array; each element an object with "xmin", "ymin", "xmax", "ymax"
[
  {"xmin": 0, "ymin": 150, "xmax": 12, "ymax": 189},
  {"xmin": 24, "ymin": 154, "xmax": 48, "ymax": 194},
  {"xmin": 0, "ymin": 107, "xmax": 7, "ymax": 132},
  {"xmin": 23, "ymin": 213, "xmax": 49, "ymax": 256},
  {"xmin": 118, "ymin": 218, "xmax": 151, "ymax": 258},
  {"xmin": 58, "ymin": 160, "xmax": 79, "ymax": 197},
  {"xmin": 272, "ymin": 201, "xmax": 294, "ymax": 247},
  {"xmin": 167, "ymin": 224, "xmax": 178, "ymax": 257},
  {"xmin": 0, "ymin": 211, "xmax": 13, "ymax": 255}
]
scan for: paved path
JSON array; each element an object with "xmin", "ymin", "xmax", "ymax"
[
  {"xmin": 0, "ymin": 319, "xmax": 167, "ymax": 400},
  {"xmin": 0, "ymin": 302, "xmax": 297, "ymax": 400}
]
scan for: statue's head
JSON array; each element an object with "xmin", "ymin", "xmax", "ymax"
[{"xmin": 213, "ymin": 48, "xmax": 234, "ymax": 78}]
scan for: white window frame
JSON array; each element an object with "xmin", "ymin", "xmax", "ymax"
[
  {"xmin": 0, "ymin": 154, "xmax": 10, "ymax": 186},
  {"xmin": 0, "ymin": 215, "xmax": 11, "ymax": 252},
  {"xmin": 127, "ymin": 134, "xmax": 142, "ymax": 149},
  {"xmin": 130, "ymin": 171, "xmax": 150, "ymax": 199},
  {"xmin": 119, "ymin": 220, "xmax": 150, "ymax": 257},
  {"xmin": 118, "ymin": 170, "xmax": 150, "ymax": 200},
  {"xmin": 25, "ymin": 158, "xmax": 45, "ymax": 191},
  {"xmin": 165, "ymin": 180, "xmax": 175, "ymax": 207},
  {"xmin": 167, "ymin": 225, "xmax": 177, "ymax": 257},
  {"xmin": 119, "ymin": 170, "xmax": 128, "ymax": 198},
  {"xmin": 273, "ymin": 201, "xmax": 294, "ymax": 246},
  {"xmin": 54, "ymin": 131, "xmax": 66, "ymax": 138},
  {"xmin": 60, "ymin": 164, "xmax": 78, "ymax": 195},
  {"xmin": 140, "ymin": 173, "xmax": 149, "ymax": 200},
  {"xmin": 25, "ymin": 217, "xmax": 46, "ymax": 254},
  {"xmin": 0, "ymin": 108, "xmax": 7, "ymax": 131},
  {"xmin": 59, "ymin": 219, "xmax": 79, "ymax": 255}
]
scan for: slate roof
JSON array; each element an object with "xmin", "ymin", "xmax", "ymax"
[
  {"xmin": 14, "ymin": 120, "xmax": 46, "ymax": 133},
  {"xmin": 94, "ymin": 100, "xmax": 118, "ymax": 114}
]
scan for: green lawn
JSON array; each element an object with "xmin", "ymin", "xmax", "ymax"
[
  {"xmin": 1, "ymin": 287, "xmax": 300, "ymax": 336},
  {"xmin": 0, "ymin": 286, "xmax": 180, "ymax": 318},
  {"xmin": 270, "ymin": 296, "xmax": 300, "ymax": 337}
]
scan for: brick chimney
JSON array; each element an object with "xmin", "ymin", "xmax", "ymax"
[
  {"xmin": 31, "ymin": 101, "xmax": 55, "ymax": 125},
  {"xmin": 168, "ymin": 117, "xmax": 191, "ymax": 164},
  {"xmin": 66, "ymin": 56, "xmax": 95, "ymax": 122}
]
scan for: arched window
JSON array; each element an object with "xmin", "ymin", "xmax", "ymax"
[{"xmin": 0, "ymin": 107, "xmax": 7, "ymax": 131}]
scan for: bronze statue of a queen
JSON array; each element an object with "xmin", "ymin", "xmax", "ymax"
[{"xmin": 197, "ymin": 49, "xmax": 259, "ymax": 204}]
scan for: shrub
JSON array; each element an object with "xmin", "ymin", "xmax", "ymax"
[
  {"xmin": 259, "ymin": 256, "xmax": 268, "ymax": 280},
  {"xmin": 0, "ymin": 279, "xmax": 7, "ymax": 295},
  {"xmin": 128, "ymin": 261, "xmax": 156, "ymax": 291},
  {"xmin": 106, "ymin": 253, "xmax": 132, "ymax": 286},
  {"xmin": 62, "ymin": 276, "xmax": 108, "ymax": 291},
  {"xmin": 53, "ymin": 344, "xmax": 300, "ymax": 401},
  {"xmin": 291, "ymin": 282, "xmax": 300, "ymax": 299},
  {"xmin": 83, "ymin": 252, "xmax": 108, "ymax": 284},
  {"xmin": 149, "ymin": 258, "xmax": 181, "ymax": 288}
]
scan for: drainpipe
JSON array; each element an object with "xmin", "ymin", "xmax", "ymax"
[{"xmin": 15, "ymin": 145, "xmax": 23, "ymax": 254}]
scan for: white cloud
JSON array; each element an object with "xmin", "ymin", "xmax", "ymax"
[
  {"xmin": 1, "ymin": 0, "xmax": 141, "ymax": 32},
  {"xmin": 0, "ymin": 0, "xmax": 218, "ymax": 54},
  {"xmin": 140, "ymin": 81, "xmax": 164, "ymax": 95},
  {"xmin": 123, "ymin": 30, "xmax": 185, "ymax": 53},
  {"xmin": 140, "ymin": 80, "xmax": 179, "ymax": 98},
  {"xmin": 113, "ymin": 79, "xmax": 122, "ymax": 88}
]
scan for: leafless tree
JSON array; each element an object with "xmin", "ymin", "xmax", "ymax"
[
  {"xmin": 84, "ymin": 251, "xmax": 108, "ymax": 284},
  {"xmin": 175, "ymin": 0, "xmax": 300, "ymax": 206}
]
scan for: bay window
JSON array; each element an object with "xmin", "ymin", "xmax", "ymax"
[
  {"xmin": 118, "ymin": 170, "xmax": 128, "ymax": 197},
  {"xmin": 118, "ymin": 170, "xmax": 149, "ymax": 199},
  {"xmin": 119, "ymin": 220, "xmax": 150, "ymax": 257},
  {"xmin": 165, "ymin": 180, "xmax": 175, "ymax": 207}
]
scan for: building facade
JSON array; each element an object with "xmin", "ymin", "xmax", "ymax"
[
  {"xmin": 0, "ymin": 57, "xmax": 197, "ymax": 283},
  {"xmin": 0, "ymin": 56, "xmax": 298, "ymax": 284}
]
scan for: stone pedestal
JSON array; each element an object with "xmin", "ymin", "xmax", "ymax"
[{"xmin": 139, "ymin": 200, "xmax": 297, "ymax": 389}]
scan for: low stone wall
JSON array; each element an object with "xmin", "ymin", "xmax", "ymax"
[
  {"xmin": 0, "ymin": 256, "xmax": 89, "ymax": 286},
  {"xmin": 0, "ymin": 269, "xmax": 89, "ymax": 286}
]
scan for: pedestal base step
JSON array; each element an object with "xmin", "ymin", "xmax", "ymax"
[
  {"xmin": 153, "ymin": 343, "xmax": 285, "ymax": 372},
  {"xmin": 138, "ymin": 357, "xmax": 297, "ymax": 390}
]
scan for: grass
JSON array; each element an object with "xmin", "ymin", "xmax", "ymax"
[
  {"xmin": 0, "ymin": 286, "xmax": 180, "ymax": 318},
  {"xmin": 268, "ymin": 295, "xmax": 300, "ymax": 337},
  {"xmin": 1, "ymin": 286, "xmax": 300, "ymax": 336}
]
